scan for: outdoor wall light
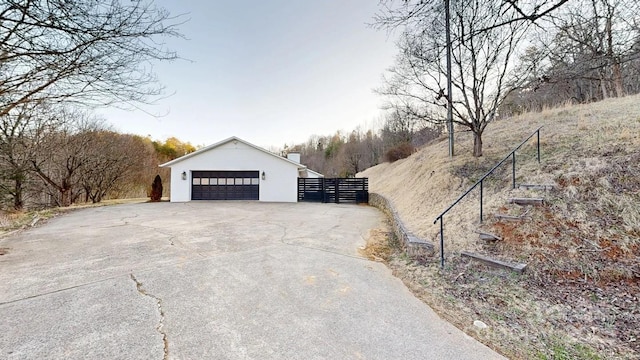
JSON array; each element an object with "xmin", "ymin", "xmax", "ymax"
[
  {"xmin": 181, "ymin": 171, "xmax": 187, "ymax": 180},
  {"xmin": 261, "ymin": 171, "xmax": 266, "ymax": 180}
]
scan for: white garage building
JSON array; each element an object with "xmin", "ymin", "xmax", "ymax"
[{"xmin": 160, "ymin": 136, "xmax": 323, "ymax": 202}]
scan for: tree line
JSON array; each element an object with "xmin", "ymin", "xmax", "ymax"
[
  {"xmin": 375, "ymin": 0, "xmax": 640, "ymax": 157},
  {"xmin": 290, "ymin": 111, "xmax": 442, "ymax": 177},
  {"xmin": 0, "ymin": 0, "xmax": 183, "ymax": 210},
  {"xmin": 503, "ymin": 0, "xmax": 640, "ymax": 114},
  {"xmin": 0, "ymin": 105, "xmax": 195, "ymax": 210}
]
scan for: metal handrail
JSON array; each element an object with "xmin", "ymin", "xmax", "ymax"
[{"xmin": 433, "ymin": 126, "xmax": 542, "ymax": 267}]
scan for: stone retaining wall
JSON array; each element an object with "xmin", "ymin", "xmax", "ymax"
[{"xmin": 368, "ymin": 193, "xmax": 434, "ymax": 258}]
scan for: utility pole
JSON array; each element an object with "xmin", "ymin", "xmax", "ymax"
[{"xmin": 445, "ymin": 0, "xmax": 454, "ymax": 157}]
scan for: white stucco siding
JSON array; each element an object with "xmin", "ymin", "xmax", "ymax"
[
  {"xmin": 167, "ymin": 141, "xmax": 300, "ymax": 202},
  {"xmin": 306, "ymin": 170, "xmax": 323, "ymax": 178},
  {"xmin": 298, "ymin": 169, "xmax": 323, "ymax": 178}
]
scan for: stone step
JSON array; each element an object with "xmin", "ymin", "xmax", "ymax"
[
  {"xmin": 406, "ymin": 235, "xmax": 435, "ymax": 258},
  {"xmin": 508, "ymin": 197, "xmax": 544, "ymax": 206},
  {"xmin": 461, "ymin": 251, "xmax": 527, "ymax": 273},
  {"xmin": 518, "ymin": 184, "xmax": 555, "ymax": 191},
  {"xmin": 476, "ymin": 231, "xmax": 502, "ymax": 242}
]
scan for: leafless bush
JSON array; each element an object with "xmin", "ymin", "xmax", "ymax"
[{"xmin": 384, "ymin": 142, "xmax": 415, "ymax": 163}]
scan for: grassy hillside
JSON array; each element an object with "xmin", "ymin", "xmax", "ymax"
[{"xmin": 360, "ymin": 94, "xmax": 640, "ymax": 359}]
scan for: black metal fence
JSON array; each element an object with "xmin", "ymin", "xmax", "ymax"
[{"xmin": 298, "ymin": 178, "xmax": 369, "ymax": 204}]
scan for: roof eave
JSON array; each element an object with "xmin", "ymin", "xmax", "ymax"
[{"xmin": 158, "ymin": 136, "xmax": 305, "ymax": 169}]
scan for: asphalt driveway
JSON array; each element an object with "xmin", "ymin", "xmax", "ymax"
[{"xmin": 0, "ymin": 202, "xmax": 504, "ymax": 359}]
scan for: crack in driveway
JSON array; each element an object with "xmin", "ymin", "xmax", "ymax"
[
  {"xmin": 118, "ymin": 212, "xmax": 140, "ymax": 226},
  {"xmin": 130, "ymin": 273, "xmax": 169, "ymax": 360},
  {"xmin": 270, "ymin": 221, "xmax": 368, "ymax": 261}
]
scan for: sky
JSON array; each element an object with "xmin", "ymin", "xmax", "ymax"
[{"xmin": 98, "ymin": 0, "xmax": 398, "ymax": 149}]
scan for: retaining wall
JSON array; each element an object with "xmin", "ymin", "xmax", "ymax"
[{"xmin": 368, "ymin": 193, "xmax": 434, "ymax": 258}]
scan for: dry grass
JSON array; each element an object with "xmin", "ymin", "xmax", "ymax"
[
  {"xmin": 359, "ymin": 224, "xmax": 395, "ymax": 262},
  {"xmin": 360, "ymin": 94, "xmax": 640, "ymax": 359},
  {"xmin": 0, "ymin": 198, "xmax": 151, "ymax": 236},
  {"xmin": 360, "ymin": 94, "xmax": 640, "ymax": 252}
]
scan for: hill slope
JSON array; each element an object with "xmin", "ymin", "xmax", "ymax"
[{"xmin": 360, "ymin": 94, "xmax": 640, "ymax": 359}]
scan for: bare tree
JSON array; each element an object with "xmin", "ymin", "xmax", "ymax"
[
  {"xmin": 362, "ymin": 129, "xmax": 384, "ymax": 169},
  {"xmin": 0, "ymin": 103, "xmax": 54, "ymax": 209},
  {"xmin": 381, "ymin": 109, "xmax": 417, "ymax": 148},
  {"xmin": 0, "ymin": 0, "xmax": 181, "ymax": 208},
  {"xmin": 500, "ymin": 0, "xmax": 640, "ymax": 113},
  {"xmin": 120, "ymin": 135, "xmax": 167, "ymax": 199},
  {"xmin": 343, "ymin": 130, "xmax": 365, "ymax": 176},
  {"xmin": 298, "ymin": 129, "xmax": 384, "ymax": 177},
  {"xmin": 375, "ymin": 0, "xmax": 571, "ymax": 33},
  {"xmin": 0, "ymin": 0, "xmax": 182, "ymax": 117},
  {"xmin": 544, "ymin": 0, "xmax": 638, "ymax": 99},
  {"xmin": 80, "ymin": 132, "xmax": 154, "ymax": 203},
  {"xmin": 377, "ymin": 0, "xmax": 530, "ymax": 156},
  {"xmin": 299, "ymin": 135, "xmax": 327, "ymax": 176},
  {"xmin": 30, "ymin": 109, "xmax": 103, "ymax": 206}
]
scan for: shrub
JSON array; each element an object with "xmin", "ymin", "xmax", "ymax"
[
  {"xmin": 150, "ymin": 175, "xmax": 163, "ymax": 202},
  {"xmin": 384, "ymin": 142, "xmax": 415, "ymax": 162}
]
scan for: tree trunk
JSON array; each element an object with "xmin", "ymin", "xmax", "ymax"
[
  {"xmin": 600, "ymin": 73, "xmax": 609, "ymax": 99},
  {"xmin": 14, "ymin": 177, "xmax": 23, "ymax": 210},
  {"xmin": 60, "ymin": 189, "xmax": 71, "ymax": 207},
  {"xmin": 473, "ymin": 132, "xmax": 483, "ymax": 157},
  {"xmin": 612, "ymin": 61, "xmax": 624, "ymax": 97}
]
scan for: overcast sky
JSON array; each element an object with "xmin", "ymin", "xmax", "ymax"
[{"xmin": 99, "ymin": 1, "xmax": 397, "ymax": 149}]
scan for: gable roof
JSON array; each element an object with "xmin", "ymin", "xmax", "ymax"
[{"xmin": 159, "ymin": 136, "xmax": 309, "ymax": 170}]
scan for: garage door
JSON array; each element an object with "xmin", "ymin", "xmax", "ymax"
[{"xmin": 191, "ymin": 171, "xmax": 259, "ymax": 200}]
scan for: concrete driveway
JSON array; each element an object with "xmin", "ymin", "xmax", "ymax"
[{"xmin": 0, "ymin": 202, "xmax": 503, "ymax": 359}]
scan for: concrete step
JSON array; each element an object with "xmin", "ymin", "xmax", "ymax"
[
  {"xmin": 508, "ymin": 197, "xmax": 544, "ymax": 206},
  {"xmin": 461, "ymin": 251, "xmax": 527, "ymax": 273},
  {"xmin": 476, "ymin": 231, "xmax": 501, "ymax": 242},
  {"xmin": 518, "ymin": 184, "xmax": 555, "ymax": 191}
]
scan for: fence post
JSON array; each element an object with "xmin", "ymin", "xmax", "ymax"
[
  {"xmin": 440, "ymin": 217, "xmax": 445, "ymax": 268},
  {"xmin": 512, "ymin": 152, "xmax": 516, "ymax": 189},
  {"xmin": 480, "ymin": 180, "xmax": 484, "ymax": 223},
  {"xmin": 335, "ymin": 179, "xmax": 339, "ymax": 204},
  {"xmin": 537, "ymin": 129, "xmax": 541, "ymax": 163},
  {"xmin": 322, "ymin": 177, "xmax": 326, "ymax": 203}
]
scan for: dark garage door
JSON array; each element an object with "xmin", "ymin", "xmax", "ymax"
[{"xmin": 191, "ymin": 171, "xmax": 259, "ymax": 200}]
